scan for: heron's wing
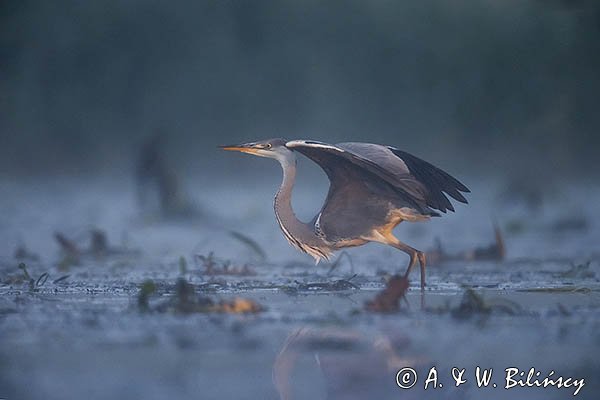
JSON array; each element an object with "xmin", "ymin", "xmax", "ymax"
[
  {"xmin": 286, "ymin": 140, "xmax": 469, "ymax": 214},
  {"xmin": 338, "ymin": 142, "xmax": 470, "ymax": 212},
  {"xmin": 286, "ymin": 140, "xmax": 422, "ymax": 240}
]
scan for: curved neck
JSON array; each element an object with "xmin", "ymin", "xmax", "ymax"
[{"xmin": 274, "ymin": 153, "xmax": 320, "ymax": 246}]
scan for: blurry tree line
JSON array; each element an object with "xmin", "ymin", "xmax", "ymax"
[{"xmin": 1, "ymin": 0, "xmax": 598, "ymax": 177}]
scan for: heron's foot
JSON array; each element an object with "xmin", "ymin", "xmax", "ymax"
[{"xmin": 402, "ymin": 250, "xmax": 426, "ymax": 291}]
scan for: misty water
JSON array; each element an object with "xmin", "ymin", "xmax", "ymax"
[
  {"xmin": 3, "ymin": 1, "xmax": 600, "ymax": 399},
  {"xmin": 0, "ymin": 175, "xmax": 598, "ymax": 400}
]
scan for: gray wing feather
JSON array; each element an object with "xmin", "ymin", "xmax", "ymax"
[
  {"xmin": 335, "ymin": 142, "xmax": 410, "ymax": 175},
  {"xmin": 287, "ymin": 140, "xmax": 469, "ymax": 214},
  {"xmin": 335, "ymin": 142, "xmax": 430, "ymax": 205},
  {"xmin": 337, "ymin": 142, "xmax": 469, "ymax": 212}
]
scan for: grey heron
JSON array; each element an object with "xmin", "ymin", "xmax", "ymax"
[{"xmin": 222, "ymin": 139, "xmax": 469, "ymax": 289}]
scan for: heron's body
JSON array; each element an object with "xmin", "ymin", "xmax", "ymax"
[{"xmin": 222, "ymin": 139, "xmax": 469, "ymax": 289}]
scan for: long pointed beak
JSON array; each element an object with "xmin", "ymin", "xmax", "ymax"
[{"xmin": 219, "ymin": 144, "xmax": 259, "ymax": 154}]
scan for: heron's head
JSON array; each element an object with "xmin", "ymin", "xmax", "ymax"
[{"xmin": 220, "ymin": 138, "xmax": 291, "ymax": 161}]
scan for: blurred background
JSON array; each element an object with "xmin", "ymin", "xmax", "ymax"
[
  {"xmin": 2, "ymin": 2, "xmax": 600, "ymax": 400},
  {"xmin": 1, "ymin": 0, "xmax": 599, "ymax": 180}
]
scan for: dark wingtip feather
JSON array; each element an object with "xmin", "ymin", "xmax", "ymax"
[
  {"xmin": 446, "ymin": 190, "xmax": 468, "ymax": 204},
  {"xmin": 454, "ymin": 180, "xmax": 470, "ymax": 193},
  {"xmin": 390, "ymin": 148, "xmax": 470, "ymax": 212}
]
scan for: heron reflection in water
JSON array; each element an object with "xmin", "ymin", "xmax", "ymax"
[{"xmin": 222, "ymin": 139, "xmax": 469, "ymax": 289}]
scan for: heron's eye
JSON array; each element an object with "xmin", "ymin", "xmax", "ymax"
[{"xmin": 265, "ymin": 143, "xmax": 272, "ymax": 149}]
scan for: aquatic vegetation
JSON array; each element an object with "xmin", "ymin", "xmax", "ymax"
[
  {"xmin": 450, "ymin": 289, "xmax": 525, "ymax": 319},
  {"xmin": 1, "ymin": 263, "xmax": 69, "ymax": 291},
  {"xmin": 426, "ymin": 223, "xmax": 505, "ymax": 265},
  {"xmin": 195, "ymin": 252, "xmax": 256, "ymax": 276},
  {"xmin": 137, "ymin": 280, "xmax": 157, "ymax": 312},
  {"xmin": 450, "ymin": 289, "xmax": 492, "ymax": 319},
  {"xmin": 137, "ymin": 278, "xmax": 264, "ymax": 314},
  {"xmin": 54, "ymin": 229, "xmax": 140, "ymax": 270}
]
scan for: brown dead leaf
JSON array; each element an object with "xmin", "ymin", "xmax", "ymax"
[
  {"xmin": 217, "ymin": 297, "xmax": 263, "ymax": 314},
  {"xmin": 364, "ymin": 275, "xmax": 409, "ymax": 313}
]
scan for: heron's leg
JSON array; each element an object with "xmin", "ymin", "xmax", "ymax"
[
  {"xmin": 417, "ymin": 252, "xmax": 426, "ymax": 291},
  {"xmin": 390, "ymin": 241, "xmax": 422, "ymax": 286},
  {"xmin": 370, "ymin": 231, "xmax": 426, "ymax": 291}
]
